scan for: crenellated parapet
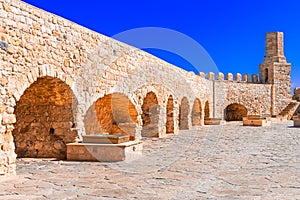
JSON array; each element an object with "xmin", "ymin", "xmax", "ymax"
[{"xmin": 198, "ymin": 72, "xmax": 261, "ymax": 84}]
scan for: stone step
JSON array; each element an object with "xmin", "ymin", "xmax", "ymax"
[{"xmin": 279, "ymin": 102, "xmax": 300, "ymax": 120}]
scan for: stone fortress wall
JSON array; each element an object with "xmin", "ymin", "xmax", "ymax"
[{"xmin": 0, "ymin": 0, "xmax": 294, "ymax": 176}]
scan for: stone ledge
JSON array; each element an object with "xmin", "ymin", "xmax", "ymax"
[
  {"xmin": 293, "ymin": 116, "xmax": 300, "ymax": 127},
  {"xmin": 243, "ymin": 116, "xmax": 271, "ymax": 126},
  {"xmin": 204, "ymin": 118, "xmax": 225, "ymax": 125},
  {"xmin": 66, "ymin": 141, "xmax": 143, "ymax": 162}
]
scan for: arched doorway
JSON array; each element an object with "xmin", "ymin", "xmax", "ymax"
[
  {"xmin": 179, "ymin": 97, "xmax": 189, "ymax": 130},
  {"xmin": 225, "ymin": 103, "xmax": 247, "ymax": 121},
  {"xmin": 192, "ymin": 98, "xmax": 202, "ymax": 126},
  {"xmin": 204, "ymin": 101, "xmax": 210, "ymax": 119},
  {"xmin": 84, "ymin": 93, "xmax": 138, "ymax": 140},
  {"xmin": 12, "ymin": 76, "xmax": 78, "ymax": 159},
  {"xmin": 166, "ymin": 95, "xmax": 174, "ymax": 134},
  {"xmin": 141, "ymin": 92, "xmax": 159, "ymax": 137}
]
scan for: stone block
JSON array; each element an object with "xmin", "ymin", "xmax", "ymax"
[
  {"xmin": 66, "ymin": 141, "xmax": 143, "ymax": 162},
  {"xmin": 204, "ymin": 118, "xmax": 224, "ymax": 125},
  {"xmin": 82, "ymin": 134, "xmax": 130, "ymax": 144},
  {"xmin": 243, "ymin": 116, "xmax": 271, "ymax": 126},
  {"xmin": 293, "ymin": 116, "xmax": 300, "ymax": 127}
]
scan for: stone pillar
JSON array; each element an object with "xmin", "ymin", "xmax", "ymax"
[
  {"xmin": 243, "ymin": 74, "xmax": 250, "ymax": 82},
  {"xmin": 252, "ymin": 74, "xmax": 258, "ymax": 83},
  {"xmin": 226, "ymin": 73, "xmax": 233, "ymax": 81},
  {"xmin": 207, "ymin": 72, "xmax": 215, "ymax": 81},
  {"xmin": 217, "ymin": 72, "xmax": 224, "ymax": 81},
  {"xmin": 235, "ymin": 73, "xmax": 242, "ymax": 82},
  {"xmin": 198, "ymin": 72, "xmax": 205, "ymax": 78}
]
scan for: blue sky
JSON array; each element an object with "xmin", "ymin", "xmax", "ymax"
[{"xmin": 22, "ymin": 0, "xmax": 300, "ymax": 90}]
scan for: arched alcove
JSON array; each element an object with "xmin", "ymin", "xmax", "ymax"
[
  {"xmin": 225, "ymin": 103, "xmax": 248, "ymax": 121},
  {"xmin": 166, "ymin": 95, "xmax": 174, "ymax": 134},
  {"xmin": 84, "ymin": 93, "xmax": 138, "ymax": 140},
  {"xmin": 13, "ymin": 76, "xmax": 78, "ymax": 159},
  {"xmin": 192, "ymin": 98, "xmax": 202, "ymax": 126},
  {"xmin": 179, "ymin": 97, "xmax": 189, "ymax": 130},
  {"xmin": 204, "ymin": 101, "xmax": 210, "ymax": 119},
  {"xmin": 141, "ymin": 92, "xmax": 159, "ymax": 137}
]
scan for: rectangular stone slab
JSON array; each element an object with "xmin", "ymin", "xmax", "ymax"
[
  {"xmin": 82, "ymin": 134, "xmax": 130, "ymax": 144},
  {"xmin": 204, "ymin": 118, "xmax": 222, "ymax": 125},
  {"xmin": 243, "ymin": 117, "xmax": 271, "ymax": 126},
  {"xmin": 66, "ymin": 141, "xmax": 143, "ymax": 162},
  {"xmin": 294, "ymin": 117, "xmax": 300, "ymax": 127}
]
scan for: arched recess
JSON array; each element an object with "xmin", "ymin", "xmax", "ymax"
[
  {"xmin": 192, "ymin": 98, "xmax": 202, "ymax": 126},
  {"xmin": 166, "ymin": 95, "xmax": 174, "ymax": 134},
  {"xmin": 12, "ymin": 76, "xmax": 78, "ymax": 159},
  {"xmin": 84, "ymin": 93, "xmax": 138, "ymax": 140},
  {"xmin": 179, "ymin": 97, "xmax": 189, "ymax": 130},
  {"xmin": 141, "ymin": 92, "xmax": 160, "ymax": 137},
  {"xmin": 225, "ymin": 103, "xmax": 248, "ymax": 121},
  {"xmin": 204, "ymin": 101, "xmax": 210, "ymax": 119}
]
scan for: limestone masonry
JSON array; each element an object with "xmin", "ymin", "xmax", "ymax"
[{"xmin": 0, "ymin": 0, "xmax": 299, "ymax": 176}]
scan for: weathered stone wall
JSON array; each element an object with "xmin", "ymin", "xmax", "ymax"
[
  {"xmin": 0, "ymin": 0, "xmax": 212, "ymax": 176},
  {"xmin": 0, "ymin": 0, "xmax": 293, "ymax": 176}
]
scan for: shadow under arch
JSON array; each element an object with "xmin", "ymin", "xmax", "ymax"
[
  {"xmin": 12, "ymin": 76, "xmax": 78, "ymax": 159},
  {"xmin": 84, "ymin": 93, "xmax": 138, "ymax": 140},
  {"xmin": 179, "ymin": 97, "xmax": 190, "ymax": 130},
  {"xmin": 141, "ymin": 92, "xmax": 160, "ymax": 137},
  {"xmin": 166, "ymin": 95, "xmax": 174, "ymax": 134},
  {"xmin": 224, "ymin": 103, "xmax": 248, "ymax": 121},
  {"xmin": 192, "ymin": 98, "xmax": 202, "ymax": 126},
  {"xmin": 204, "ymin": 100, "xmax": 210, "ymax": 119}
]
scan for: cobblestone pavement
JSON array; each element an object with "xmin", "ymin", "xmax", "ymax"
[{"xmin": 1, "ymin": 121, "xmax": 300, "ymax": 199}]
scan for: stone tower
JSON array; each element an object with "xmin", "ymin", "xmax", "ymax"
[{"xmin": 259, "ymin": 32, "xmax": 292, "ymax": 115}]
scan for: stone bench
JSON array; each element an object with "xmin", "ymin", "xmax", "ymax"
[
  {"xmin": 66, "ymin": 141, "xmax": 143, "ymax": 162},
  {"xmin": 293, "ymin": 116, "xmax": 300, "ymax": 127},
  {"xmin": 82, "ymin": 134, "xmax": 130, "ymax": 144},
  {"xmin": 243, "ymin": 115, "xmax": 271, "ymax": 126},
  {"xmin": 204, "ymin": 118, "xmax": 224, "ymax": 125}
]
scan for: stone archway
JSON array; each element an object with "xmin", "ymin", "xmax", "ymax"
[
  {"xmin": 225, "ymin": 103, "xmax": 248, "ymax": 121},
  {"xmin": 179, "ymin": 97, "xmax": 189, "ymax": 130},
  {"xmin": 141, "ymin": 92, "xmax": 160, "ymax": 137},
  {"xmin": 166, "ymin": 95, "xmax": 174, "ymax": 134},
  {"xmin": 204, "ymin": 101, "xmax": 210, "ymax": 119},
  {"xmin": 84, "ymin": 93, "xmax": 138, "ymax": 140},
  {"xmin": 192, "ymin": 98, "xmax": 202, "ymax": 126},
  {"xmin": 12, "ymin": 76, "xmax": 78, "ymax": 159}
]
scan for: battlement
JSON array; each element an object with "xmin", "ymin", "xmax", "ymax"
[{"xmin": 198, "ymin": 72, "xmax": 262, "ymax": 84}]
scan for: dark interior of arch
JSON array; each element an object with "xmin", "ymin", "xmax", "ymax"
[
  {"xmin": 179, "ymin": 97, "xmax": 189, "ymax": 130},
  {"xmin": 166, "ymin": 95, "xmax": 174, "ymax": 133},
  {"xmin": 192, "ymin": 98, "xmax": 202, "ymax": 126},
  {"xmin": 204, "ymin": 101, "xmax": 210, "ymax": 119},
  {"xmin": 13, "ymin": 76, "xmax": 78, "ymax": 159},
  {"xmin": 225, "ymin": 103, "xmax": 248, "ymax": 121},
  {"xmin": 84, "ymin": 93, "xmax": 138, "ymax": 140},
  {"xmin": 141, "ymin": 92, "xmax": 159, "ymax": 137}
]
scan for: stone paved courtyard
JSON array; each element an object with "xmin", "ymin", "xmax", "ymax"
[{"xmin": 1, "ymin": 121, "xmax": 300, "ymax": 199}]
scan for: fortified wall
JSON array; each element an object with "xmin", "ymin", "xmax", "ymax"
[{"xmin": 0, "ymin": 0, "xmax": 295, "ymax": 176}]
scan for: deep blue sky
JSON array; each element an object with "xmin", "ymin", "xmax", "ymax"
[{"xmin": 22, "ymin": 0, "xmax": 300, "ymax": 89}]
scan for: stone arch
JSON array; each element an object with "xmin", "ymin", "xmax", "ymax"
[
  {"xmin": 192, "ymin": 98, "xmax": 202, "ymax": 126},
  {"xmin": 225, "ymin": 103, "xmax": 248, "ymax": 121},
  {"xmin": 204, "ymin": 100, "xmax": 210, "ymax": 119},
  {"xmin": 84, "ymin": 93, "xmax": 138, "ymax": 140},
  {"xmin": 12, "ymin": 76, "xmax": 78, "ymax": 159},
  {"xmin": 8, "ymin": 65, "xmax": 74, "ymax": 102},
  {"xmin": 179, "ymin": 97, "xmax": 189, "ymax": 130},
  {"xmin": 141, "ymin": 92, "xmax": 160, "ymax": 137},
  {"xmin": 166, "ymin": 95, "xmax": 174, "ymax": 134}
]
